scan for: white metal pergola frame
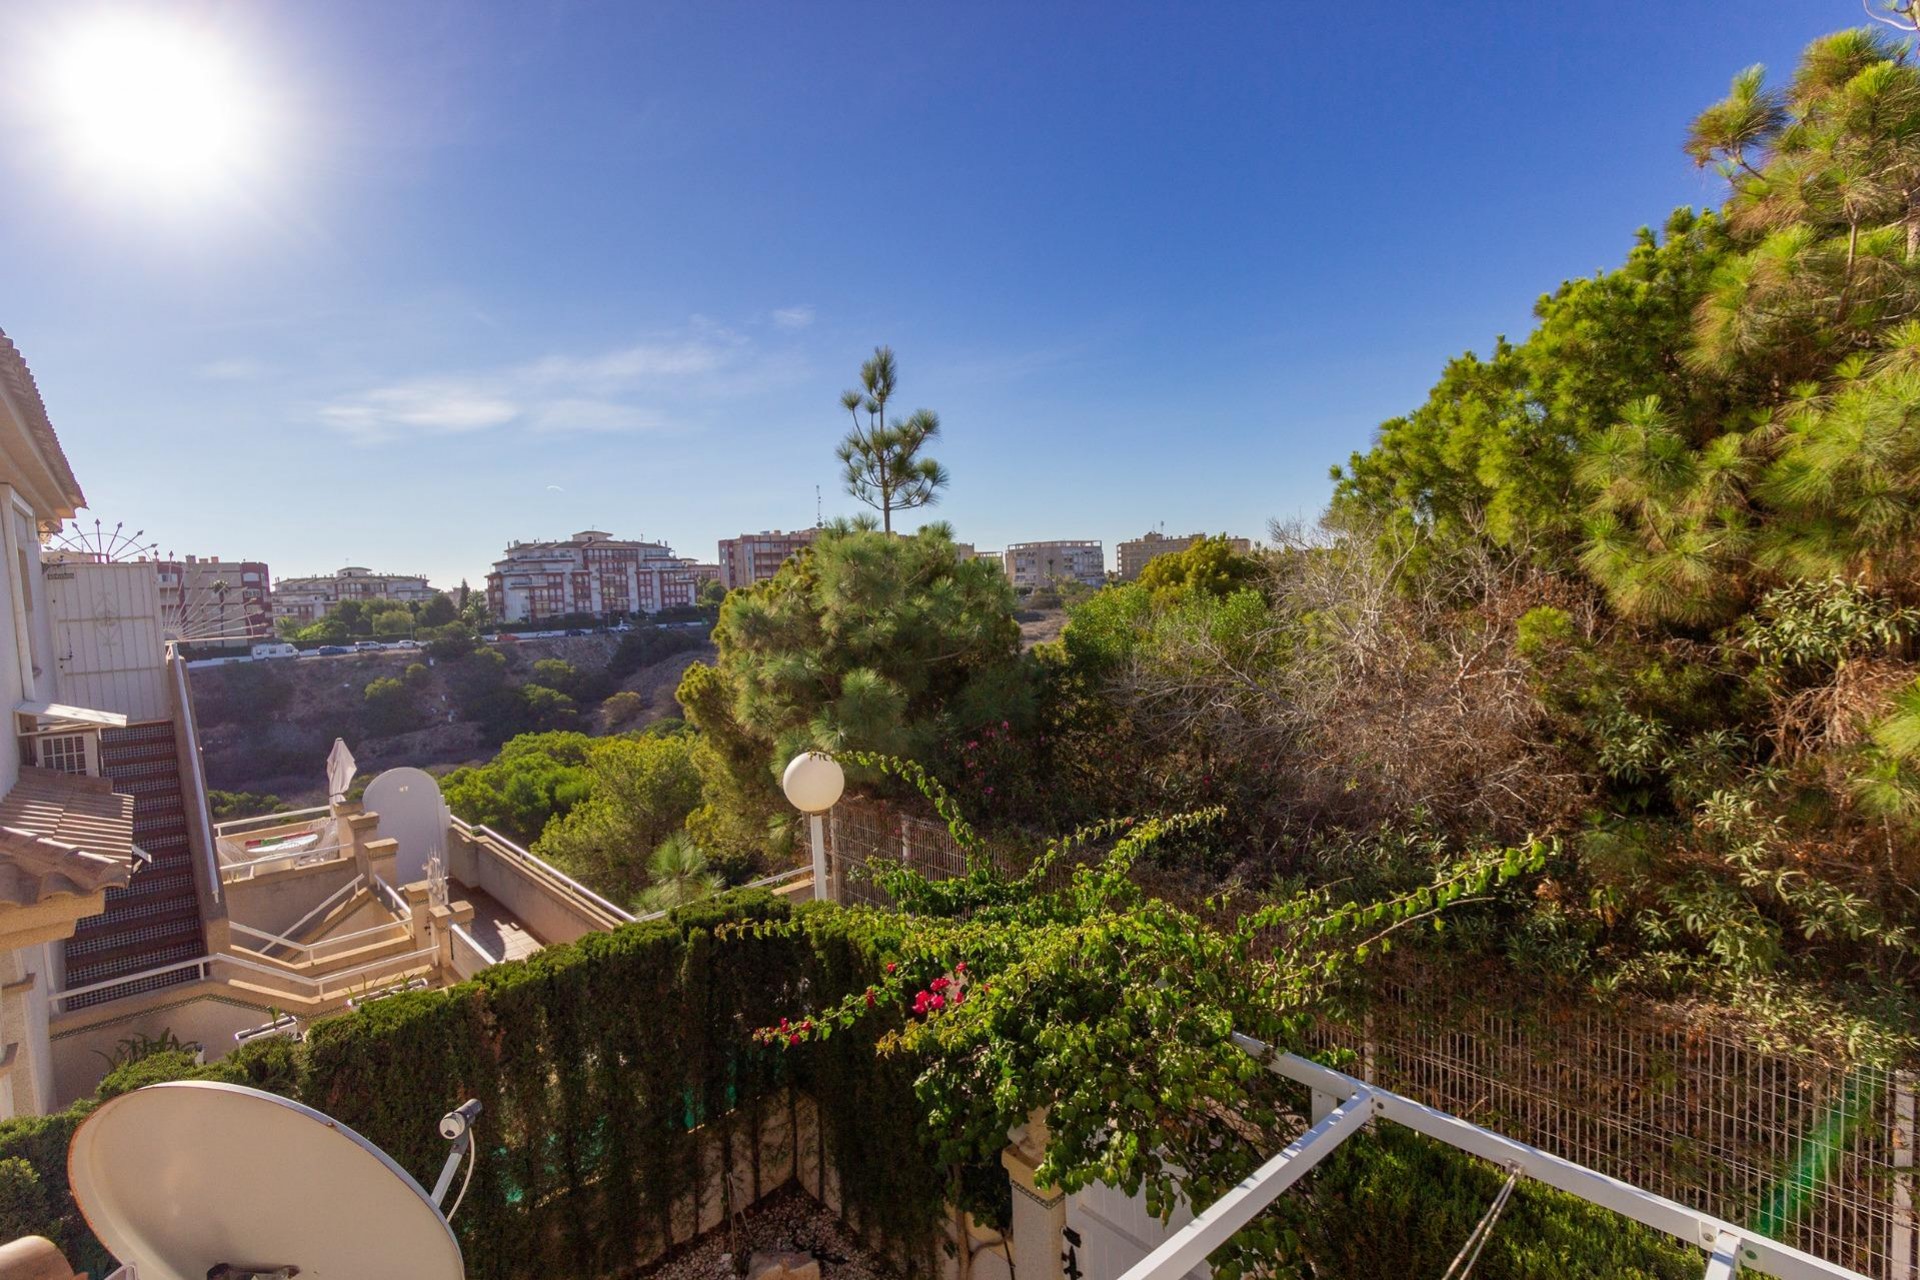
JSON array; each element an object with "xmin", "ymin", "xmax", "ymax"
[{"xmin": 1114, "ymin": 1033, "xmax": 1873, "ymax": 1280}]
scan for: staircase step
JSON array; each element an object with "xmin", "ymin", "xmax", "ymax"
[
  {"xmin": 75, "ymin": 894, "xmax": 199, "ymax": 937},
  {"xmin": 62, "ymin": 947, "xmax": 207, "ymax": 1011},
  {"xmin": 64, "ymin": 722, "xmax": 211, "ymax": 1009},
  {"xmin": 66, "ymin": 912, "xmax": 202, "ymax": 964}
]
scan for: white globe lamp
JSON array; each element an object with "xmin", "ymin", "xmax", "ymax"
[
  {"xmin": 783, "ymin": 752, "xmax": 844, "ymax": 902},
  {"xmin": 782, "ymin": 751, "xmax": 845, "ymax": 813}
]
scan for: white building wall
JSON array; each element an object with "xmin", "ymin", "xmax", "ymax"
[
  {"xmin": 1066, "ymin": 1180, "xmax": 1208, "ymax": 1280},
  {"xmin": 43, "ymin": 560, "xmax": 170, "ymax": 721}
]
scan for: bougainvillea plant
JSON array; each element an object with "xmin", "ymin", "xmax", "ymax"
[{"xmin": 724, "ymin": 752, "xmax": 1548, "ymax": 1276}]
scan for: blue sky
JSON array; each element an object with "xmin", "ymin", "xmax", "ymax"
[{"xmin": 0, "ymin": 1, "xmax": 1848, "ymax": 590}]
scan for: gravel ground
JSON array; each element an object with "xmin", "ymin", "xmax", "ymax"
[{"xmin": 639, "ymin": 1186, "xmax": 900, "ymax": 1280}]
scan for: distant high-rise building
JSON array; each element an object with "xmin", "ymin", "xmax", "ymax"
[
  {"xmin": 274, "ymin": 567, "xmax": 438, "ymax": 623},
  {"xmin": 717, "ymin": 528, "xmax": 818, "ymax": 590},
  {"xmin": 1003, "ymin": 540, "xmax": 1105, "ymax": 590},
  {"xmin": 487, "ymin": 530, "xmax": 717, "ymax": 622},
  {"xmin": 151, "ymin": 555, "xmax": 272, "ymax": 641},
  {"xmin": 1116, "ymin": 531, "xmax": 1253, "ymax": 582}
]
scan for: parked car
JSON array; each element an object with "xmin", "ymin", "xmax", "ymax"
[
  {"xmin": 250, "ymin": 642, "xmax": 299, "ymax": 661},
  {"xmin": 564, "ymin": 628, "xmax": 587, "ymax": 636},
  {"xmin": 388, "ymin": 639, "xmax": 420, "ymax": 649},
  {"xmin": 317, "ymin": 645, "xmax": 350, "ymax": 656},
  {"xmin": 353, "ymin": 640, "xmax": 383, "ymax": 652}
]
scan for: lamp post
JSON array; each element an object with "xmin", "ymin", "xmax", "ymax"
[{"xmin": 782, "ymin": 752, "xmax": 844, "ymax": 902}]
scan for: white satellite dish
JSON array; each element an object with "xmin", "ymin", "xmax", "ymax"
[
  {"xmin": 68, "ymin": 1081, "xmax": 465, "ymax": 1280},
  {"xmin": 363, "ymin": 766, "xmax": 449, "ymax": 887}
]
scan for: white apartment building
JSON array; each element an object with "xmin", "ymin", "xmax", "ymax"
[
  {"xmin": 274, "ymin": 566, "xmax": 438, "ymax": 623},
  {"xmin": 487, "ymin": 530, "xmax": 718, "ymax": 622},
  {"xmin": 717, "ymin": 528, "xmax": 817, "ymax": 590},
  {"xmin": 1115, "ymin": 530, "xmax": 1254, "ymax": 581},
  {"xmin": 1003, "ymin": 540, "xmax": 1105, "ymax": 590}
]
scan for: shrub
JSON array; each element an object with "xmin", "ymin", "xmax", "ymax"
[
  {"xmin": 363, "ymin": 676, "xmax": 419, "ymax": 736},
  {"xmin": 208, "ymin": 789, "xmax": 288, "ymax": 821},
  {"xmin": 602, "ymin": 690, "xmax": 645, "ymax": 726},
  {"xmin": 0, "ymin": 1157, "xmax": 50, "ymax": 1245},
  {"xmin": 535, "ymin": 733, "xmax": 703, "ymax": 898},
  {"xmin": 439, "ymin": 732, "xmax": 599, "ymax": 844}
]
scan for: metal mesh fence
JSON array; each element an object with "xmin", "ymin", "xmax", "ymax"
[
  {"xmin": 1307, "ymin": 987, "xmax": 1916, "ymax": 1278},
  {"xmin": 825, "ymin": 796, "xmax": 974, "ymax": 910},
  {"xmin": 823, "ymin": 795, "xmax": 1918, "ymax": 1279}
]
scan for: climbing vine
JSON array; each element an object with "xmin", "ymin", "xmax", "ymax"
[{"xmin": 736, "ymin": 754, "xmax": 1551, "ymax": 1275}]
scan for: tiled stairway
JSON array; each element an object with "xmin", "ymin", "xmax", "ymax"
[{"xmin": 61, "ymin": 722, "xmax": 207, "ymax": 1009}]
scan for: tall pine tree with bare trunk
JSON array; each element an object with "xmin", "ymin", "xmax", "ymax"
[{"xmin": 836, "ymin": 345, "xmax": 949, "ymax": 534}]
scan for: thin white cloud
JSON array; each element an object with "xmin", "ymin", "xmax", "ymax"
[
  {"xmin": 318, "ymin": 381, "xmax": 519, "ymax": 440},
  {"xmin": 314, "ymin": 322, "xmax": 787, "ymax": 443},
  {"xmin": 520, "ymin": 339, "xmax": 733, "ymax": 387},
  {"xmin": 197, "ymin": 358, "xmax": 270, "ymax": 381},
  {"xmin": 770, "ymin": 305, "xmax": 815, "ymax": 330}
]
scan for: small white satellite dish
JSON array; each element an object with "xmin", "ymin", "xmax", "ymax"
[{"xmin": 69, "ymin": 1081, "xmax": 464, "ymax": 1280}]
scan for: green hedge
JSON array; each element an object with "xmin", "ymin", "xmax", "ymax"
[
  {"xmin": 0, "ymin": 890, "xmax": 943, "ymax": 1280},
  {"xmin": 292, "ymin": 888, "xmax": 942, "ymax": 1280}
]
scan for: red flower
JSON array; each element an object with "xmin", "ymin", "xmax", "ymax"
[
  {"xmin": 865, "ymin": 988, "xmax": 876, "ymax": 1008},
  {"xmin": 788, "ymin": 1033, "xmax": 801, "ymax": 1048},
  {"xmin": 930, "ymin": 994, "xmax": 946, "ymax": 1011},
  {"xmin": 886, "ymin": 962, "xmax": 897, "ymax": 974}
]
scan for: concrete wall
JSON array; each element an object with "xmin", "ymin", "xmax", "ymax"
[
  {"xmin": 447, "ymin": 827, "xmax": 612, "ymax": 944},
  {"xmin": 223, "ymin": 856, "xmax": 359, "ymax": 937},
  {"xmin": 49, "ymin": 980, "xmax": 283, "ymax": 1104}
]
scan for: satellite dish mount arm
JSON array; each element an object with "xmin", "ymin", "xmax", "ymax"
[{"xmin": 430, "ymin": 1100, "xmax": 483, "ymax": 1219}]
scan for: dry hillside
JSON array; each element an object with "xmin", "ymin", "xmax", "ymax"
[{"xmin": 190, "ymin": 631, "xmax": 714, "ymax": 805}]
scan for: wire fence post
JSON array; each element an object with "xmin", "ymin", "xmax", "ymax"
[{"xmin": 1894, "ymin": 1069, "xmax": 1916, "ymax": 1280}]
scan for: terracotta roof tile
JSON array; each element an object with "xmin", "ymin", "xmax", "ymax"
[
  {"xmin": 0, "ymin": 768, "xmax": 136, "ymax": 906},
  {"xmin": 0, "ymin": 329, "xmax": 85, "ymax": 518}
]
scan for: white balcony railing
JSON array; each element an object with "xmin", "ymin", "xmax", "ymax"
[
  {"xmin": 214, "ymin": 808, "xmax": 347, "ymax": 882},
  {"xmin": 228, "ymin": 915, "xmax": 413, "ymax": 968},
  {"xmin": 49, "ymin": 945, "xmax": 440, "ymax": 1016}
]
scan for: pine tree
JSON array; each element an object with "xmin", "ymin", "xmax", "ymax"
[{"xmin": 835, "ymin": 346, "xmax": 949, "ymax": 534}]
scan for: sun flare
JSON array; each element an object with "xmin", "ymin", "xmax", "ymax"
[{"xmin": 47, "ymin": 14, "xmax": 262, "ymax": 191}]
